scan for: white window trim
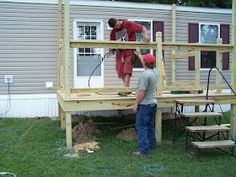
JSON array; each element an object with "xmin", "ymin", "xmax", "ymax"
[
  {"xmin": 73, "ymin": 19, "xmax": 104, "ymax": 87},
  {"xmin": 199, "ymin": 22, "xmax": 220, "ymax": 71},
  {"xmin": 128, "ymin": 19, "xmax": 153, "ymax": 71}
]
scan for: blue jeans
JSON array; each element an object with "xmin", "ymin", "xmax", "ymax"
[{"xmin": 136, "ymin": 104, "xmax": 157, "ymax": 155}]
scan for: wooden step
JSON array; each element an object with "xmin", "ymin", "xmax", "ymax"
[
  {"xmin": 220, "ymin": 124, "xmax": 230, "ymax": 127},
  {"xmin": 192, "ymin": 140, "xmax": 236, "ymax": 149},
  {"xmin": 175, "ymin": 99, "xmax": 215, "ymax": 106},
  {"xmin": 185, "ymin": 125, "xmax": 230, "ymax": 133},
  {"xmin": 180, "ymin": 112, "xmax": 222, "ymax": 118}
]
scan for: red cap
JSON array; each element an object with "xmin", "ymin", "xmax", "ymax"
[{"xmin": 143, "ymin": 54, "xmax": 156, "ymax": 64}]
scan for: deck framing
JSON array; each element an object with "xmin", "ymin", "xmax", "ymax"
[{"xmin": 58, "ymin": 0, "xmax": 236, "ymax": 148}]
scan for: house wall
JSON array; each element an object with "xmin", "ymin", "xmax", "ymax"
[
  {"xmin": 0, "ymin": 1, "xmax": 58, "ymax": 95},
  {"xmin": 0, "ymin": 0, "xmax": 232, "ymax": 117},
  {"xmin": 175, "ymin": 10, "xmax": 232, "ymax": 85}
]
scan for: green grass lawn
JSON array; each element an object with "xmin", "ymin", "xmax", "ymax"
[{"xmin": 0, "ymin": 113, "xmax": 235, "ymax": 177}]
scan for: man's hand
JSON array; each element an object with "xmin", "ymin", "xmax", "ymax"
[
  {"xmin": 133, "ymin": 103, "xmax": 138, "ymax": 113},
  {"xmin": 142, "ymin": 26, "xmax": 149, "ymax": 42},
  {"xmin": 109, "ymin": 49, "xmax": 116, "ymax": 55},
  {"xmin": 143, "ymin": 34, "xmax": 149, "ymax": 42}
]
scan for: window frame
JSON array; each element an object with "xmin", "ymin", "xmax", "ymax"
[
  {"xmin": 199, "ymin": 22, "xmax": 220, "ymax": 71},
  {"xmin": 128, "ymin": 19, "xmax": 153, "ymax": 71},
  {"xmin": 73, "ymin": 19, "xmax": 104, "ymax": 88}
]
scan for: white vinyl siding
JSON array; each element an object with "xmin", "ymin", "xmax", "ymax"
[
  {"xmin": 0, "ymin": 2, "xmax": 58, "ymax": 95},
  {"xmin": 175, "ymin": 11, "xmax": 231, "ymax": 84}
]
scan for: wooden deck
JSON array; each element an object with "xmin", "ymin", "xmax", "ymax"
[
  {"xmin": 58, "ymin": 0, "xmax": 236, "ymax": 148},
  {"xmin": 57, "ymin": 89, "xmax": 236, "ymax": 147},
  {"xmin": 58, "ymin": 89, "xmax": 236, "ymax": 111}
]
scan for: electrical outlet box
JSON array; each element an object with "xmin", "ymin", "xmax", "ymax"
[
  {"xmin": 4, "ymin": 75, "xmax": 13, "ymax": 83},
  {"xmin": 46, "ymin": 81, "xmax": 53, "ymax": 88}
]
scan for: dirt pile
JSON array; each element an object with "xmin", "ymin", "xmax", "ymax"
[
  {"xmin": 72, "ymin": 119, "xmax": 101, "ymax": 144},
  {"xmin": 116, "ymin": 128, "xmax": 138, "ymax": 141}
]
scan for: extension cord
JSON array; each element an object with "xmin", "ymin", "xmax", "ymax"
[{"xmin": 0, "ymin": 172, "xmax": 16, "ymax": 177}]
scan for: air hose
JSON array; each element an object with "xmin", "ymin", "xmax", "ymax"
[{"xmin": 88, "ymin": 49, "xmax": 116, "ymax": 88}]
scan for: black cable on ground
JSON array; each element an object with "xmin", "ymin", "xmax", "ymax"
[{"xmin": 0, "ymin": 82, "xmax": 11, "ymax": 118}]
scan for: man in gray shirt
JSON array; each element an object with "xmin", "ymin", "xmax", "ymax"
[{"xmin": 133, "ymin": 53, "xmax": 158, "ymax": 157}]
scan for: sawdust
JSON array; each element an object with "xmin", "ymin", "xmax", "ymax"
[
  {"xmin": 116, "ymin": 128, "xmax": 138, "ymax": 141},
  {"xmin": 74, "ymin": 141, "xmax": 100, "ymax": 153}
]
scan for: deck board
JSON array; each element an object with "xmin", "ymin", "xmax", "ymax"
[
  {"xmin": 185, "ymin": 125, "xmax": 230, "ymax": 132},
  {"xmin": 192, "ymin": 140, "xmax": 236, "ymax": 149},
  {"xmin": 180, "ymin": 112, "xmax": 222, "ymax": 118}
]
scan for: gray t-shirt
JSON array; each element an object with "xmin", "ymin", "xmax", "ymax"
[{"xmin": 136, "ymin": 69, "xmax": 158, "ymax": 105}]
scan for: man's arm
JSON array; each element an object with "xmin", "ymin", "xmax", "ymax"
[
  {"xmin": 129, "ymin": 21, "xmax": 149, "ymax": 42},
  {"xmin": 110, "ymin": 29, "xmax": 116, "ymax": 40},
  {"xmin": 142, "ymin": 26, "xmax": 149, "ymax": 42},
  {"xmin": 134, "ymin": 47, "xmax": 145, "ymax": 67},
  {"xmin": 133, "ymin": 89, "xmax": 145, "ymax": 113}
]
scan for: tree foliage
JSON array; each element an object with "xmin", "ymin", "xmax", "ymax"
[{"xmin": 115, "ymin": 0, "xmax": 232, "ymax": 8}]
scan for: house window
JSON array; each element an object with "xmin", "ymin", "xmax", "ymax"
[
  {"xmin": 199, "ymin": 23, "xmax": 219, "ymax": 69},
  {"xmin": 76, "ymin": 22, "xmax": 101, "ymax": 76},
  {"xmin": 132, "ymin": 20, "xmax": 152, "ymax": 68}
]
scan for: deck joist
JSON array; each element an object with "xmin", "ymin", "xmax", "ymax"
[{"xmin": 57, "ymin": 90, "xmax": 236, "ymax": 112}]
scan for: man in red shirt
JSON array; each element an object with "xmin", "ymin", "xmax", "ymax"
[{"xmin": 108, "ymin": 18, "xmax": 149, "ymax": 95}]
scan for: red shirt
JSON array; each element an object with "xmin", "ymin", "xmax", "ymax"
[{"xmin": 110, "ymin": 20, "xmax": 143, "ymax": 42}]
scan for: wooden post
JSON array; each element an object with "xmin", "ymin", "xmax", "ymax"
[
  {"xmin": 156, "ymin": 108, "xmax": 162, "ymax": 144},
  {"xmin": 194, "ymin": 51, "xmax": 200, "ymax": 90},
  {"xmin": 59, "ymin": 104, "xmax": 66, "ymax": 129},
  {"xmin": 171, "ymin": 4, "xmax": 176, "ymax": 86},
  {"xmin": 66, "ymin": 112, "xmax": 72, "ymax": 148},
  {"xmin": 64, "ymin": 0, "xmax": 71, "ymax": 99},
  {"xmin": 156, "ymin": 32, "xmax": 163, "ymax": 143},
  {"xmin": 57, "ymin": 0, "xmax": 62, "ymax": 90},
  {"xmin": 231, "ymin": 0, "xmax": 236, "ymax": 140},
  {"xmin": 216, "ymin": 38, "xmax": 223, "ymax": 93},
  {"xmin": 156, "ymin": 32, "xmax": 163, "ymax": 96},
  {"xmin": 59, "ymin": 39, "xmax": 64, "ymax": 91}
]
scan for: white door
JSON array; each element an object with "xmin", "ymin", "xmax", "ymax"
[{"xmin": 73, "ymin": 20, "xmax": 104, "ymax": 88}]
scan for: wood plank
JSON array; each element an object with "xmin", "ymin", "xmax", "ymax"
[
  {"xmin": 57, "ymin": 0, "xmax": 62, "ymax": 90},
  {"xmin": 64, "ymin": 0, "xmax": 71, "ymax": 99},
  {"xmin": 231, "ymin": 0, "xmax": 236, "ymax": 141},
  {"xmin": 172, "ymin": 51, "xmax": 195, "ymax": 58},
  {"xmin": 58, "ymin": 103, "xmax": 65, "ymax": 129},
  {"xmin": 70, "ymin": 40, "xmax": 156, "ymax": 49},
  {"xmin": 70, "ymin": 85, "xmax": 228, "ymax": 94},
  {"xmin": 71, "ymin": 87, "xmax": 135, "ymax": 93},
  {"xmin": 216, "ymin": 39, "xmax": 223, "ymax": 94},
  {"xmin": 221, "ymin": 124, "xmax": 231, "ymax": 127},
  {"xmin": 180, "ymin": 112, "xmax": 222, "ymax": 118},
  {"xmin": 157, "ymin": 32, "xmax": 163, "ymax": 96},
  {"xmin": 185, "ymin": 125, "xmax": 230, "ymax": 132},
  {"xmin": 65, "ymin": 112, "xmax": 72, "ymax": 148},
  {"xmin": 58, "ymin": 90, "xmax": 236, "ymax": 109},
  {"xmin": 192, "ymin": 140, "xmax": 236, "ymax": 149},
  {"xmin": 70, "ymin": 40, "xmax": 233, "ymax": 52},
  {"xmin": 163, "ymin": 42, "xmax": 233, "ymax": 52},
  {"xmin": 156, "ymin": 108, "xmax": 162, "ymax": 144},
  {"xmin": 194, "ymin": 51, "xmax": 200, "ymax": 90},
  {"xmin": 171, "ymin": 4, "xmax": 176, "ymax": 86},
  {"xmin": 175, "ymin": 99, "xmax": 215, "ymax": 104}
]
